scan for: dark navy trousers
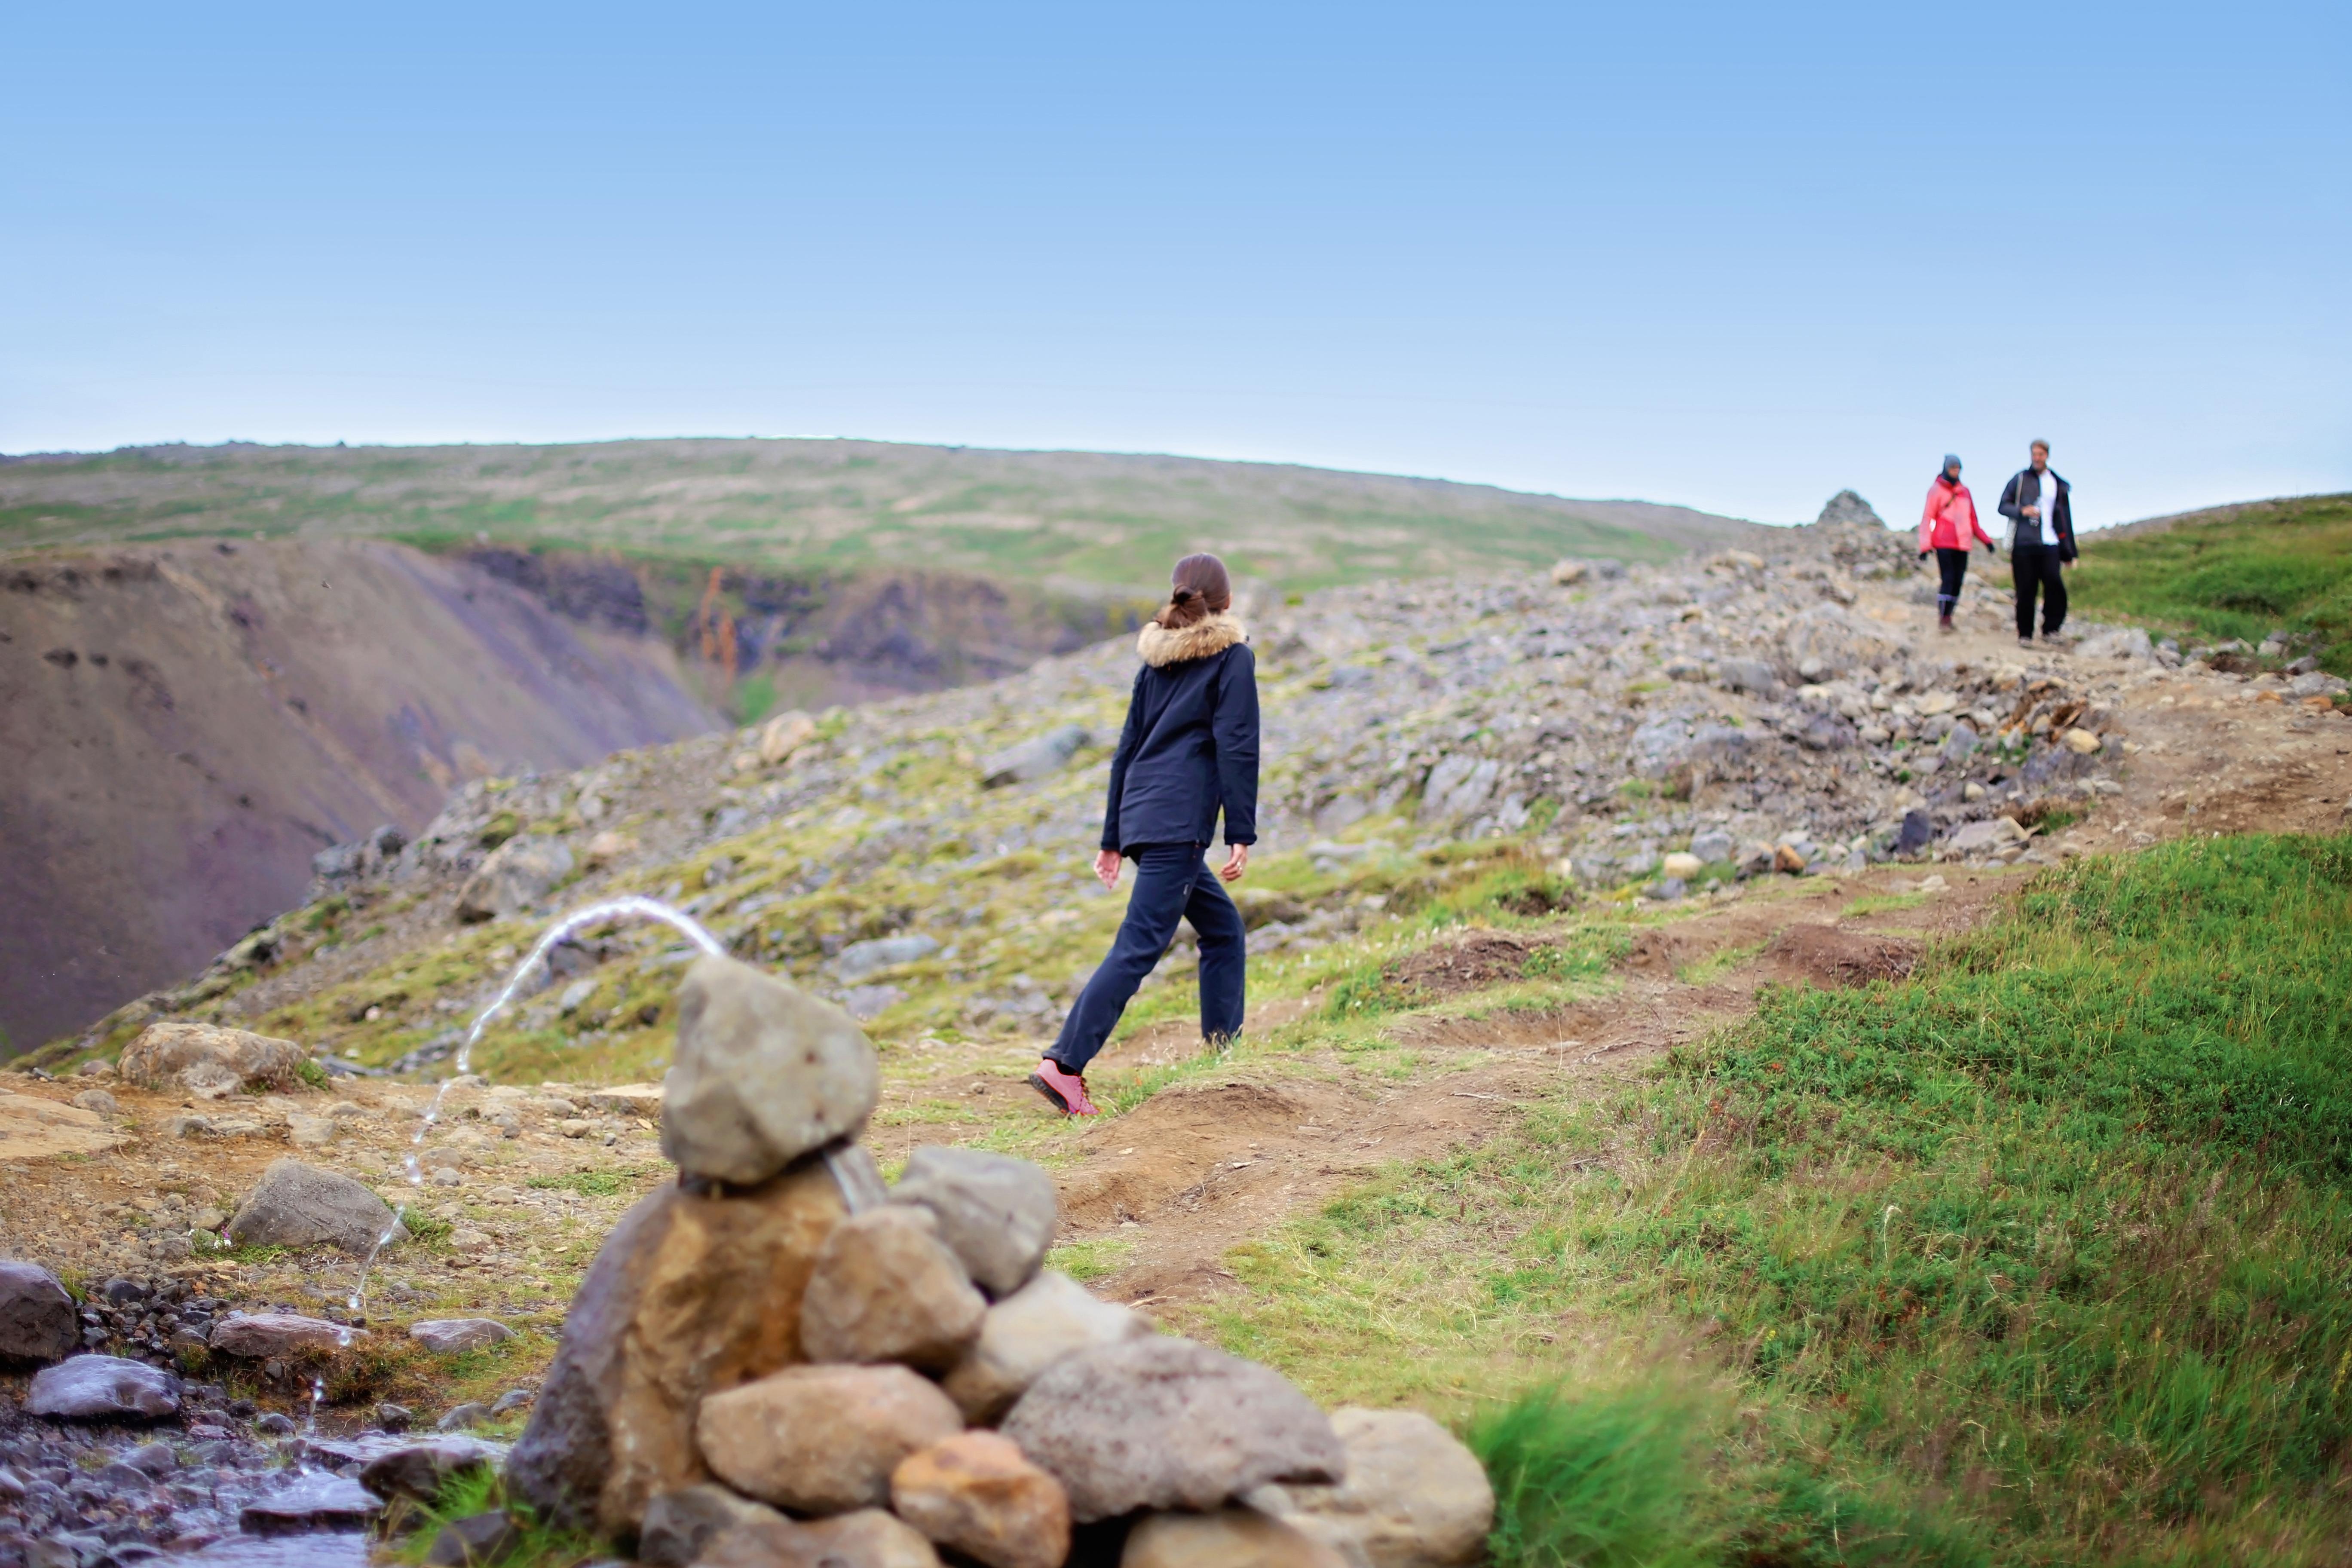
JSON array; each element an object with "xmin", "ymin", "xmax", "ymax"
[{"xmin": 1047, "ymin": 842, "xmax": 1247, "ymax": 1074}]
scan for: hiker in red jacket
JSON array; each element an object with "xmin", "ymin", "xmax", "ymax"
[{"xmin": 1917, "ymin": 454, "xmax": 1995, "ymax": 634}]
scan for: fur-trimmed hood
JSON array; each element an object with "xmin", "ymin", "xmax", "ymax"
[{"xmin": 1136, "ymin": 611, "xmax": 1248, "ymax": 668}]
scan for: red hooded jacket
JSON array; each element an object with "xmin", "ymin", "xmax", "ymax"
[{"xmin": 1918, "ymin": 475, "xmax": 1991, "ymax": 551}]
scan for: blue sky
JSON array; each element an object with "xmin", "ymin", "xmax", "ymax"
[{"xmin": 6, "ymin": 2, "xmax": 2346, "ymax": 528}]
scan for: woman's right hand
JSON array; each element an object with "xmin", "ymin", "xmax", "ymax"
[{"xmin": 1094, "ymin": 849, "xmax": 1123, "ymax": 890}]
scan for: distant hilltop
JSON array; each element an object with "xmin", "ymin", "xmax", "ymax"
[{"xmin": 0, "ymin": 436, "xmax": 1770, "ymax": 594}]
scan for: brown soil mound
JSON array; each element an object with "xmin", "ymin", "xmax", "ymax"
[
  {"xmin": 1761, "ymin": 925, "xmax": 1919, "ymax": 987},
  {"xmin": 1391, "ymin": 931, "xmax": 1551, "ymax": 997},
  {"xmin": 1057, "ymin": 1080, "xmax": 1314, "ymax": 1228}
]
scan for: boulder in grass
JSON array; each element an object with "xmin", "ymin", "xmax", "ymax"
[
  {"xmin": 426, "ymin": 1513, "xmax": 519, "ymax": 1564},
  {"xmin": 887, "ymin": 1145, "xmax": 1058, "ymax": 1299},
  {"xmin": 757, "ymin": 710, "xmax": 819, "ymax": 766},
  {"xmin": 800, "ymin": 1207, "xmax": 986, "ymax": 1370},
  {"xmin": 980, "ymin": 725, "xmax": 1089, "ymax": 788},
  {"xmin": 226, "ymin": 1159, "xmax": 407, "ymax": 1254},
  {"xmin": 409, "ymin": 1317, "xmax": 514, "ymax": 1354},
  {"xmin": 1000, "ymin": 1336, "xmax": 1344, "ymax": 1523},
  {"xmin": 357, "ymin": 1438, "xmax": 508, "ymax": 1506},
  {"xmin": 119, "ymin": 1021, "xmax": 309, "ymax": 1097},
  {"xmin": 695, "ymin": 1363, "xmax": 962, "ymax": 1516},
  {"xmin": 209, "ymin": 1312, "xmax": 365, "ymax": 1359},
  {"xmin": 835, "ymin": 934, "xmax": 941, "ymax": 983},
  {"xmin": 660, "ymin": 956, "xmax": 880, "ymax": 1185},
  {"xmin": 455, "ymin": 835, "xmax": 575, "ymax": 923},
  {"xmin": 0, "ymin": 1260, "xmax": 80, "ymax": 1365}
]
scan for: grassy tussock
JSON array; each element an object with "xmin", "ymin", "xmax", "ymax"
[{"xmin": 1204, "ymin": 833, "xmax": 2352, "ymax": 1565}]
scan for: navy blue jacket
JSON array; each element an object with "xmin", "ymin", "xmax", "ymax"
[{"xmin": 1100, "ymin": 613, "xmax": 1260, "ymax": 852}]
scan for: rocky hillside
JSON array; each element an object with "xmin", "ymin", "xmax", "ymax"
[
  {"xmin": 57, "ymin": 494, "xmax": 2345, "ymax": 1081},
  {"xmin": 0, "ymin": 437, "xmax": 1769, "ymax": 594},
  {"xmin": 4, "ymin": 496, "xmax": 2349, "ymax": 1567}
]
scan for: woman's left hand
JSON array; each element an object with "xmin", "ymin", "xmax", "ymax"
[{"xmin": 1219, "ymin": 843, "xmax": 1250, "ymax": 882}]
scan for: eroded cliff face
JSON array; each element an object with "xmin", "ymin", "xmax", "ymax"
[
  {"xmin": 452, "ymin": 548, "xmax": 1144, "ymax": 712},
  {"xmin": 0, "ymin": 539, "xmax": 1142, "ymax": 1053},
  {"xmin": 0, "ymin": 539, "xmax": 724, "ymax": 1052}
]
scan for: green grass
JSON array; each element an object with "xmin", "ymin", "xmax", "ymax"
[
  {"xmin": 526, "ymin": 1170, "xmax": 640, "ymax": 1198},
  {"xmin": 383, "ymin": 1464, "xmax": 603, "ymax": 1568},
  {"xmin": 2074, "ymin": 493, "xmax": 2352, "ymax": 672},
  {"xmin": 1046, "ymin": 1236, "xmax": 1136, "ymax": 1281},
  {"xmin": 1470, "ymin": 1382, "xmax": 1986, "ymax": 1568},
  {"xmin": 1201, "ymin": 832, "xmax": 2352, "ymax": 1565}
]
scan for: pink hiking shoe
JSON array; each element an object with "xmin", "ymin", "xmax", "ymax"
[{"xmin": 1028, "ymin": 1059, "xmax": 1100, "ymax": 1116}]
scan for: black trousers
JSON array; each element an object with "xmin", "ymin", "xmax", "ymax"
[
  {"xmin": 2012, "ymin": 541, "xmax": 2068, "ymax": 638},
  {"xmin": 1048, "ymin": 843, "xmax": 1247, "ymax": 1073},
  {"xmin": 1934, "ymin": 547, "xmax": 1971, "ymax": 619}
]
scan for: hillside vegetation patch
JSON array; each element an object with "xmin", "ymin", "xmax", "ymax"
[
  {"xmin": 1203, "ymin": 833, "xmax": 2352, "ymax": 1565},
  {"xmin": 2076, "ymin": 493, "xmax": 2352, "ymax": 674}
]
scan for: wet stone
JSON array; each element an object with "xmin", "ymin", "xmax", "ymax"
[
  {"xmin": 356, "ymin": 1437, "xmax": 508, "ymax": 1504},
  {"xmin": 238, "ymin": 1472, "xmax": 383, "ymax": 1534},
  {"xmin": 208, "ymin": 1313, "xmax": 364, "ymax": 1359},
  {"xmin": 26, "ymin": 1355, "xmax": 181, "ymax": 1420},
  {"xmin": 425, "ymin": 1511, "xmax": 519, "ymax": 1566}
]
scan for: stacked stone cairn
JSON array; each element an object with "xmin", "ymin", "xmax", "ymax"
[{"xmin": 507, "ymin": 955, "xmax": 1494, "ymax": 1567}]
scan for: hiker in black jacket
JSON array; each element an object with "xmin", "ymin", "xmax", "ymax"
[
  {"xmin": 1029, "ymin": 553, "xmax": 1260, "ymax": 1117},
  {"xmin": 1997, "ymin": 441, "xmax": 2077, "ymax": 644}
]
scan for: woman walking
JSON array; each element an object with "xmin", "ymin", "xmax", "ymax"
[
  {"xmin": 1029, "ymin": 553, "xmax": 1259, "ymax": 1117},
  {"xmin": 1918, "ymin": 454, "xmax": 1995, "ymax": 634}
]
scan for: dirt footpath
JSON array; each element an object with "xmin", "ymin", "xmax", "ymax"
[
  {"xmin": 1011, "ymin": 603, "xmax": 2352, "ymax": 1313},
  {"xmin": 3, "ymin": 600, "xmax": 2343, "ymax": 1409}
]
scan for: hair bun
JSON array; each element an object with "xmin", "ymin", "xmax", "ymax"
[{"xmin": 1172, "ymin": 587, "xmax": 1197, "ymax": 603}]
